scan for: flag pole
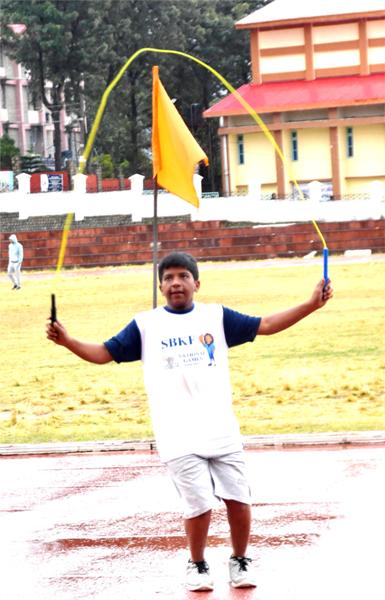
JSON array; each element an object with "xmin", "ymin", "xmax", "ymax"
[{"xmin": 152, "ymin": 176, "xmax": 159, "ymax": 309}]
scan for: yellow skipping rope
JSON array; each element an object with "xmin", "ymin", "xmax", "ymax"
[{"xmin": 56, "ymin": 47, "xmax": 329, "ymax": 282}]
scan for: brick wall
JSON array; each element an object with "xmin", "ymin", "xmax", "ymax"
[{"xmin": 1, "ymin": 214, "xmax": 384, "ymax": 270}]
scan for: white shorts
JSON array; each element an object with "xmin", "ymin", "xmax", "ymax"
[{"xmin": 166, "ymin": 451, "xmax": 251, "ymax": 519}]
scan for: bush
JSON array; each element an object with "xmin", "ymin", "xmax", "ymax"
[
  {"xmin": 119, "ymin": 159, "xmax": 130, "ymax": 177},
  {"xmin": 91, "ymin": 153, "xmax": 115, "ymax": 178},
  {"xmin": 0, "ymin": 134, "xmax": 20, "ymax": 170}
]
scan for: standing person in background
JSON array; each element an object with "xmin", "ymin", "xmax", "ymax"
[{"xmin": 8, "ymin": 234, "xmax": 23, "ymax": 290}]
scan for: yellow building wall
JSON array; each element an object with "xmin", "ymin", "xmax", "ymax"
[
  {"xmin": 259, "ymin": 22, "xmax": 365, "ymax": 77},
  {"xmin": 282, "ymin": 128, "xmax": 331, "ymax": 184},
  {"xmin": 261, "ymin": 53, "xmax": 306, "ymax": 74},
  {"xmin": 342, "ymin": 124, "xmax": 385, "ymax": 179},
  {"xmin": 344, "ymin": 177, "xmax": 385, "ymax": 196},
  {"xmin": 368, "ymin": 46, "xmax": 385, "ymax": 66},
  {"xmin": 314, "ymin": 49, "xmax": 360, "ymax": 69},
  {"xmin": 227, "ymin": 123, "xmax": 385, "ymax": 196},
  {"xmin": 312, "ymin": 22, "xmax": 358, "ymax": 43},
  {"xmin": 312, "ymin": 23, "xmax": 361, "ymax": 70},
  {"xmin": 259, "ymin": 27, "xmax": 304, "ymax": 48},
  {"xmin": 341, "ymin": 124, "xmax": 385, "ymax": 196},
  {"xmin": 228, "ymin": 132, "xmax": 276, "ymax": 192},
  {"xmin": 367, "ymin": 19, "xmax": 385, "ymax": 38}
]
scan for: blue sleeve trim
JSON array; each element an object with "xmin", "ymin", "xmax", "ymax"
[
  {"xmin": 223, "ymin": 306, "xmax": 261, "ymax": 348},
  {"xmin": 104, "ymin": 319, "xmax": 142, "ymax": 363}
]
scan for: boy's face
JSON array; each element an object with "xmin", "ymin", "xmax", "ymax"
[{"xmin": 159, "ymin": 266, "xmax": 200, "ymax": 310}]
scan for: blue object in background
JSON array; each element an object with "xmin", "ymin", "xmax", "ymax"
[{"xmin": 0, "ymin": 170, "xmax": 14, "ymax": 191}]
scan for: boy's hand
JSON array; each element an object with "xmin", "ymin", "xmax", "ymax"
[
  {"xmin": 313, "ymin": 279, "xmax": 333, "ymax": 308},
  {"xmin": 46, "ymin": 319, "xmax": 68, "ymax": 346}
]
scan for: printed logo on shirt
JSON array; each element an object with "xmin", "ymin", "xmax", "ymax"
[
  {"xmin": 161, "ymin": 332, "xmax": 216, "ymax": 369},
  {"xmin": 161, "ymin": 335, "xmax": 194, "ymax": 348},
  {"xmin": 199, "ymin": 333, "xmax": 216, "ymax": 366}
]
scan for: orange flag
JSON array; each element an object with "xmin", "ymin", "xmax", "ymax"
[{"xmin": 152, "ymin": 65, "xmax": 209, "ymax": 207}]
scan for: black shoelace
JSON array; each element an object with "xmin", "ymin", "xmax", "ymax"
[
  {"xmin": 232, "ymin": 556, "xmax": 252, "ymax": 571},
  {"xmin": 193, "ymin": 560, "xmax": 209, "ymax": 574}
]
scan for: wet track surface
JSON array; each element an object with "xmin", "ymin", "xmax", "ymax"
[{"xmin": 1, "ymin": 445, "xmax": 385, "ymax": 600}]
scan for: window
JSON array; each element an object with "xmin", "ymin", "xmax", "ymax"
[
  {"xmin": 346, "ymin": 127, "xmax": 354, "ymax": 158},
  {"xmin": 4, "ymin": 54, "xmax": 15, "ymax": 78},
  {"xmin": 291, "ymin": 130, "xmax": 298, "ymax": 161},
  {"xmin": 5, "ymin": 84, "xmax": 17, "ymax": 121},
  {"xmin": 237, "ymin": 134, "xmax": 244, "ymax": 165},
  {"xmin": 27, "ymin": 88, "xmax": 40, "ymax": 111},
  {"xmin": 25, "ymin": 129, "xmax": 32, "ymax": 151}
]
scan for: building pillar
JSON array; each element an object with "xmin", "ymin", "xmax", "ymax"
[
  {"xmin": 304, "ymin": 24, "xmax": 315, "ymax": 80},
  {"xmin": 329, "ymin": 109, "xmax": 342, "ymax": 199},
  {"xmin": 359, "ymin": 21, "xmax": 369, "ymax": 75},
  {"xmin": 273, "ymin": 113, "xmax": 285, "ymax": 198},
  {"xmin": 13, "ymin": 62, "xmax": 27, "ymax": 154},
  {"xmin": 220, "ymin": 134, "xmax": 231, "ymax": 196},
  {"xmin": 219, "ymin": 117, "xmax": 231, "ymax": 196},
  {"xmin": 250, "ymin": 31, "xmax": 262, "ymax": 84}
]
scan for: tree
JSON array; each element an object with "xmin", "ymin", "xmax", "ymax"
[
  {"xmin": 91, "ymin": 154, "xmax": 114, "ymax": 179},
  {"xmin": 1, "ymin": 0, "xmax": 271, "ymax": 190},
  {"xmin": 0, "ymin": 0, "xmax": 108, "ymax": 170},
  {"xmin": 161, "ymin": 0, "xmax": 262, "ymax": 190},
  {"xmin": 0, "ymin": 133, "xmax": 20, "ymax": 170},
  {"xmin": 83, "ymin": 0, "xmax": 269, "ymax": 187},
  {"xmin": 82, "ymin": 0, "xmax": 188, "ymax": 175}
]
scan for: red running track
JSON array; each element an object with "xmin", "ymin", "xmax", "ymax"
[{"xmin": 1, "ymin": 446, "xmax": 384, "ymax": 600}]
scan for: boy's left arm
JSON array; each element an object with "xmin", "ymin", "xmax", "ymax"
[{"xmin": 258, "ymin": 279, "xmax": 333, "ymax": 336}]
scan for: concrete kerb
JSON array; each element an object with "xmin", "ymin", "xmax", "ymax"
[{"xmin": 1, "ymin": 430, "xmax": 384, "ymax": 456}]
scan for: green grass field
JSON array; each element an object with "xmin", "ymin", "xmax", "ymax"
[{"xmin": 1, "ymin": 257, "xmax": 384, "ymax": 444}]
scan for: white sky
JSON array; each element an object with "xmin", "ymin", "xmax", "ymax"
[{"xmin": 236, "ymin": 0, "xmax": 385, "ymax": 26}]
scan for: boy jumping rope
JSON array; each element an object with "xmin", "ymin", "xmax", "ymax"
[{"xmin": 46, "ymin": 251, "xmax": 333, "ymax": 592}]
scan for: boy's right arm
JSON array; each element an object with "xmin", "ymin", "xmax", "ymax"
[
  {"xmin": 258, "ymin": 279, "xmax": 333, "ymax": 336},
  {"xmin": 46, "ymin": 320, "xmax": 112, "ymax": 364}
]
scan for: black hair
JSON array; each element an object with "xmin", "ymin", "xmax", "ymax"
[{"xmin": 158, "ymin": 252, "xmax": 199, "ymax": 282}]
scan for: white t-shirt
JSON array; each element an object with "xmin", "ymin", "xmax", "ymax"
[{"xmin": 105, "ymin": 302, "xmax": 260, "ymax": 462}]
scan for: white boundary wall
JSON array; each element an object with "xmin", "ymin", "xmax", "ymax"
[{"xmin": 1, "ymin": 173, "xmax": 384, "ymax": 223}]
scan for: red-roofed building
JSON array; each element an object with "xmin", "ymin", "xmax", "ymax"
[{"xmin": 204, "ymin": 0, "xmax": 385, "ymax": 200}]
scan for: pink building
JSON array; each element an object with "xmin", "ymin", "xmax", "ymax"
[{"xmin": 0, "ymin": 47, "xmax": 80, "ymax": 166}]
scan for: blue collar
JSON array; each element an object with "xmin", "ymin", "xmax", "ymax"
[{"xmin": 163, "ymin": 303, "xmax": 195, "ymax": 315}]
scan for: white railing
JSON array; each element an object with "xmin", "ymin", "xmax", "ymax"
[{"xmin": 1, "ymin": 172, "xmax": 384, "ymax": 223}]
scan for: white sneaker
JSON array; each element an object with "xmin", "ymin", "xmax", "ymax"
[
  {"xmin": 229, "ymin": 556, "xmax": 257, "ymax": 588},
  {"xmin": 186, "ymin": 559, "xmax": 214, "ymax": 591}
]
